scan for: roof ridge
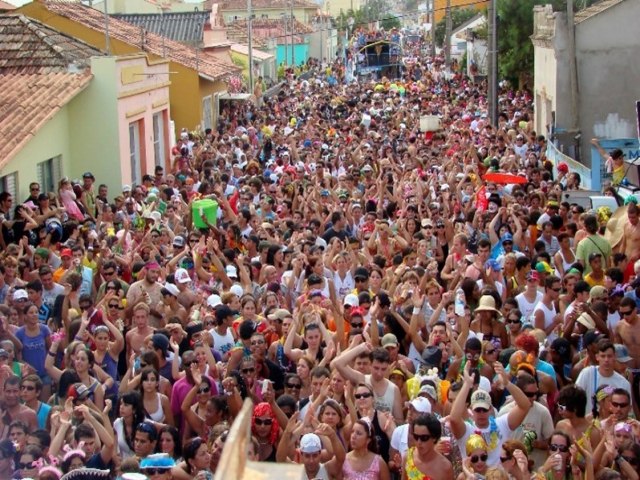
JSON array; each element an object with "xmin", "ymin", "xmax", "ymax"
[{"xmin": 43, "ymin": 0, "xmax": 240, "ymax": 79}]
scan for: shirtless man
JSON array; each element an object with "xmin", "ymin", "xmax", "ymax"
[
  {"xmin": 0, "ymin": 376, "xmax": 38, "ymax": 438},
  {"xmin": 613, "ymin": 297, "xmax": 640, "ymax": 417},
  {"xmin": 125, "ymin": 303, "xmax": 154, "ymax": 364},
  {"xmin": 125, "ymin": 262, "xmax": 163, "ymax": 317},
  {"xmin": 619, "ymin": 203, "xmax": 640, "ymax": 282},
  {"xmin": 160, "ymin": 283, "xmax": 187, "ymax": 326}
]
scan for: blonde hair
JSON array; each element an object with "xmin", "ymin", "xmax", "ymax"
[{"xmin": 485, "ymin": 468, "xmax": 509, "ymax": 480}]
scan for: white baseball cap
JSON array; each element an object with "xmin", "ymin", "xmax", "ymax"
[
  {"xmin": 229, "ymin": 284, "xmax": 244, "ymax": 297},
  {"xmin": 174, "ymin": 268, "xmax": 191, "ymax": 284},
  {"xmin": 161, "ymin": 283, "xmax": 180, "ymax": 297},
  {"xmin": 225, "ymin": 265, "xmax": 238, "ymax": 279},
  {"xmin": 299, "ymin": 433, "xmax": 322, "ymax": 453},
  {"xmin": 344, "ymin": 293, "xmax": 360, "ymax": 307},
  {"xmin": 409, "ymin": 396, "xmax": 432, "ymax": 414},
  {"xmin": 207, "ymin": 294, "xmax": 222, "ymax": 308}
]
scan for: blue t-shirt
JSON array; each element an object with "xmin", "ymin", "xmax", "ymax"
[{"xmin": 16, "ymin": 324, "xmax": 51, "ymax": 377}]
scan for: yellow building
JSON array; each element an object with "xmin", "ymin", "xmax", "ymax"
[
  {"xmin": 18, "ymin": 0, "xmax": 241, "ymax": 134},
  {"xmin": 434, "ymin": 0, "xmax": 488, "ymax": 23}
]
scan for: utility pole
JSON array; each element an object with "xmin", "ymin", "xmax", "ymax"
[
  {"xmin": 429, "ymin": 0, "xmax": 435, "ymax": 57},
  {"xmin": 488, "ymin": 0, "xmax": 498, "ymax": 126},
  {"xmin": 320, "ymin": 2, "xmax": 324, "ymax": 65},
  {"xmin": 104, "ymin": 0, "xmax": 111, "ymax": 55},
  {"xmin": 283, "ymin": 12, "xmax": 288, "ymax": 66},
  {"xmin": 567, "ymin": 0, "xmax": 579, "ymax": 134},
  {"xmin": 248, "ymin": 0, "xmax": 254, "ymax": 94},
  {"xmin": 290, "ymin": 0, "xmax": 295, "ymax": 66},
  {"xmin": 444, "ymin": 0, "xmax": 451, "ymax": 68}
]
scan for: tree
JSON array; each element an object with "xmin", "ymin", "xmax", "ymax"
[
  {"xmin": 434, "ymin": 8, "xmax": 478, "ymax": 47},
  {"xmin": 381, "ymin": 16, "xmax": 401, "ymax": 30},
  {"xmin": 496, "ymin": 0, "xmax": 596, "ymax": 88}
]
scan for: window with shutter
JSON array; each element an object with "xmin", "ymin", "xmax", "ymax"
[{"xmin": 0, "ymin": 171, "xmax": 18, "ymax": 200}]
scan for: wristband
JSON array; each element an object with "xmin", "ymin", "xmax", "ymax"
[
  {"xmin": 47, "ymin": 351, "xmax": 56, "ymax": 357},
  {"xmin": 412, "ymin": 307, "xmax": 421, "ymax": 315}
]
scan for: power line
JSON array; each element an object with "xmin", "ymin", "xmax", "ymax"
[{"xmin": 232, "ymin": 0, "xmax": 490, "ymax": 41}]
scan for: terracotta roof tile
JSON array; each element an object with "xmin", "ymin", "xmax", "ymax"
[
  {"xmin": 220, "ymin": 0, "xmax": 318, "ymax": 10},
  {"xmin": 0, "ymin": 13, "xmax": 101, "ymax": 73},
  {"xmin": 0, "ymin": 1, "xmax": 16, "ymax": 10},
  {"xmin": 574, "ymin": 0, "xmax": 625, "ymax": 24},
  {"xmin": 44, "ymin": 1, "xmax": 240, "ymax": 80},
  {"xmin": 0, "ymin": 71, "xmax": 92, "ymax": 170},
  {"xmin": 226, "ymin": 18, "xmax": 313, "ymax": 45}
]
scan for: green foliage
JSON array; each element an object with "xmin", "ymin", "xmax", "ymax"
[
  {"xmin": 381, "ymin": 16, "xmax": 401, "ymax": 30},
  {"xmin": 336, "ymin": 0, "xmax": 394, "ymax": 31},
  {"xmin": 497, "ymin": 0, "xmax": 588, "ymax": 87},
  {"xmin": 434, "ymin": 8, "xmax": 478, "ymax": 47}
]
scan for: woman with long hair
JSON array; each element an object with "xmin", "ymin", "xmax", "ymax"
[
  {"xmin": 342, "ymin": 418, "xmax": 390, "ymax": 480},
  {"xmin": 159, "ymin": 425, "xmax": 182, "ymax": 461},
  {"xmin": 15, "ymin": 302, "xmax": 51, "ymax": 399},
  {"xmin": 113, "ymin": 391, "xmax": 146, "ymax": 459},
  {"xmin": 138, "ymin": 367, "xmax": 173, "ymax": 425},
  {"xmin": 172, "ymin": 436, "xmax": 212, "ymax": 480}
]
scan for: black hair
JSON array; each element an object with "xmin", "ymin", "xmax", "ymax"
[
  {"xmin": 159, "ymin": 425, "xmax": 182, "ymax": 459},
  {"xmin": 412, "ymin": 413, "xmax": 442, "ymax": 441},
  {"xmin": 557, "ymin": 384, "xmax": 587, "ymax": 418},
  {"xmin": 184, "ymin": 436, "xmax": 206, "ymax": 474},
  {"xmin": 28, "ymin": 429, "xmax": 51, "ymax": 449}
]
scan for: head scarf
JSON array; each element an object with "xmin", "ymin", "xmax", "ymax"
[{"xmin": 252, "ymin": 402, "xmax": 279, "ymax": 445}]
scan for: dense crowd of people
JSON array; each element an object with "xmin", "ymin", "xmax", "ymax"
[{"xmin": 0, "ymin": 28, "xmax": 639, "ymax": 480}]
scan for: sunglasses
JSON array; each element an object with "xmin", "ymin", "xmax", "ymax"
[
  {"xmin": 524, "ymin": 390, "xmax": 539, "ymax": 398},
  {"xmin": 620, "ymin": 310, "xmax": 634, "ymax": 317},
  {"xmin": 254, "ymin": 418, "xmax": 273, "ymax": 426},
  {"xmin": 108, "ymin": 304, "xmax": 123, "ymax": 309},
  {"xmin": 20, "ymin": 385, "xmax": 36, "ymax": 391},
  {"xmin": 286, "ymin": 383, "xmax": 302, "ymax": 389},
  {"xmin": 470, "ymin": 454, "xmax": 488, "ymax": 463},
  {"xmin": 354, "ymin": 392, "xmax": 372, "ymax": 400},
  {"xmin": 473, "ymin": 407, "xmax": 489, "ymax": 414},
  {"xmin": 18, "ymin": 462, "xmax": 34, "ymax": 469},
  {"xmin": 241, "ymin": 367, "xmax": 255, "ymax": 374},
  {"xmin": 550, "ymin": 444, "xmax": 569, "ymax": 453},
  {"xmin": 500, "ymin": 456, "xmax": 512, "ymax": 463},
  {"xmin": 611, "ymin": 401, "xmax": 629, "ymax": 408},
  {"xmin": 551, "ymin": 287, "xmax": 562, "ymax": 292},
  {"xmin": 198, "ymin": 387, "xmax": 211, "ymax": 394},
  {"xmin": 506, "ymin": 319, "xmax": 521, "ymax": 324},
  {"xmin": 413, "ymin": 434, "xmax": 431, "ymax": 442},
  {"xmin": 103, "ymin": 270, "xmax": 115, "ymax": 276},
  {"xmin": 350, "ymin": 322, "xmax": 364, "ymax": 328},
  {"xmin": 143, "ymin": 468, "xmax": 170, "ymax": 475}
]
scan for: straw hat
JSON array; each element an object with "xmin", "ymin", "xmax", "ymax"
[
  {"xmin": 475, "ymin": 295, "xmax": 501, "ymax": 315},
  {"xmin": 605, "ymin": 204, "xmax": 628, "ymax": 250}
]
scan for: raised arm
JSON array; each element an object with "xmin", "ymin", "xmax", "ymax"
[{"xmin": 330, "ymin": 343, "xmax": 368, "ymax": 385}]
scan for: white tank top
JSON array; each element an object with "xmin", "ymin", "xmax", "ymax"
[
  {"xmin": 146, "ymin": 393, "xmax": 165, "ymax": 423},
  {"xmin": 558, "ymin": 249, "xmax": 576, "ymax": 273},
  {"xmin": 333, "ymin": 271, "xmax": 355, "ymax": 300},
  {"xmin": 303, "ymin": 464, "xmax": 330, "ymax": 480},
  {"xmin": 533, "ymin": 301, "xmax": 558, "ymax": 342},
  {"xmin": 211, "ymin": 327, "xmax": 235, "ymax": 357},
  {"xmin": 364, "ymin": 375, "xmax": 395, "ymax": 413}
]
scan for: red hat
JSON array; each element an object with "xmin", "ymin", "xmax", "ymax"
[
  {"xmin": 60, "ymin": 248, "xmax": 73, "ymax": 258},
  {"xmin": 557, "ymin": 162, "xmax": 569, "ymax": 173}
]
